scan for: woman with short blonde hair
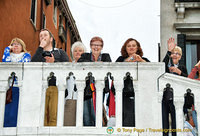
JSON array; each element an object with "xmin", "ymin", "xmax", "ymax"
[{"xmin": 163, "ymin": 37, "xmax": 188, "ymax": 77}]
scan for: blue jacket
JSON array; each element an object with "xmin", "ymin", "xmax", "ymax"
[{"xmin": 2, "ymin": 47, "xmax": 31, "ymax": 62}]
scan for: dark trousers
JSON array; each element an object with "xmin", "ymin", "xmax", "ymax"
[
  {"xmin": 122, "ymin": 95, "xmax": 135, "ymax": 127},
  {"xmin": 83, "ymin": 98, "xmax": 95, "ymax": 126},
  {"xmin": 162, "ymin": 100, "xmax": 176, "ymax": 136},
  {"xmin": 4, "ymin": 87, "xmax": 19, "ymax": 127}
]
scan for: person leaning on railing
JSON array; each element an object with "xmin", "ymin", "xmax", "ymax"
[
  {"xmin": 188, "ymin": 60, "xmax": 200, "ymax": 81},
  {"xmin": 115, "ymin": 38, "xmax": 150, "ymax": 62},
  {"xmin": 31, "ymin": 29, "xmax": 69, "ymax": 62},
  {"xmin": 163, "ymin": 37, "xmax": 188, "ymax": 77},
  {"xmin": 71, "ymin": 41, "xmax": 86, "ymax": 62},
  {"xmin": 2, "ymin": 38, "xmax": 31, "ymax": 62},
  {"xmin": 77, "ymin": 36, "xmax": 111, "ymax": 126},
  {"xmin": 77, "ymin": 36, "xmax": 111, "ymax": 62}
]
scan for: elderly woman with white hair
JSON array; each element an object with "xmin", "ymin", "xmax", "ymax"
[
  {"xmin": 163, "ymin": 37, "xmax": 188, "ymax": 77},
  {"xmin": 71, "ymin": 41, "xmax": 86, "ymax": 62},
  {"xmin": 63, "ymin": 41, "xmax": 86, "ymax": 126}
]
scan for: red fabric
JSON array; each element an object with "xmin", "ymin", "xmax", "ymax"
[
  {"xmin": 109, "ymin": 81, "xmax": 115, "ymax": 117},
  {"xmin": 90, "ymin": 82, "xmax": 96, "ymax": 114},
  {"xmin": 188, "ymin": 67, "xmax": 200, "ymax": 80},
  {"xmin": 92, "ymin": 91, "xmax": 96, "ymax": 114}
]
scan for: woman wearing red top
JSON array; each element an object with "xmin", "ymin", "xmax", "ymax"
[{"xmin": 188, "ymin": 61, "xmax": 200, "ymax": 80}]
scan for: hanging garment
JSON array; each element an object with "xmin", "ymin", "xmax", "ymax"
[
  {"xmin": 4, "ymin": 76, "xmax": 19, "ymax": 127},
  {"xmin": 4, "ymin": 87, "xmax": 19, "ymax": 127},
  {"xmin": 183, "ymin": 90, "xmax": 194, "ymax": 115},
  {"xmin": 83, "ymin": 74, "xmax": 96, "ymax": 126},
  {"xmin": 103, "ymin": 74, "xmax": 116, "ymax": 127},
  {"xmin": 162, "ymin": 84, "xmax": 176, "ymax": 136},
  {"xmin": 64, "ymin": 74, "xmax": 77, "ymax": 126},
  {"xmin": 122, "ymin": 73, "xmax": 135, "ymax": 127},
  {"xmin": 44, "ymin": 74, "xmax": 58, "ymax": 126}
]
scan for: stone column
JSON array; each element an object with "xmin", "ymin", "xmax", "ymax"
[
  {"xmin": 174, "ymin": 97, "xmax": 184, "ymax": 136},
  {"xmin": 75, "ymin": 81, "xmax": 85, "ymax": 127},
  {"xmin": 0, "ymin": 86, "xmax": 7, "ymax": 128},
  {"xmin": 95, "ymin": 81, "xmax": 103, "ymax": 128},
  {"xmin": 115, "ymin": 80, "xmax": 123, "ymax": 128},
  {"xmin": 57, "ymin": 84, "xmax": 65, "ymax": 127}
]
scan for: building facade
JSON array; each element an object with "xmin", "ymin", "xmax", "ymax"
[
  {"xmin": 0, "ymin": 0, "xmax": 81, "ymax": 61},
  {"xmin": 161, "ymin": 0, "xmax": 200, "ymax": 73}
]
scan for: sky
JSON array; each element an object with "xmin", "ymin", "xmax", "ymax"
[{"xmin": 67, "ymin": 0, "xmax": 160, "ymax": 62}]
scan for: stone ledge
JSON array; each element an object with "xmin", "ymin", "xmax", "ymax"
[{"xmin": 174, "ymin": 23, "xmax": 200, "ymax": 31}]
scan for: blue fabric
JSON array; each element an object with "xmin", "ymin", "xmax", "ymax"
[
  {"xmin": 184, "ymin": 121, "xmax": 197, "ymax": 136},
  {"xmin": 83, "ymin": 98, "xmax": 95, "ymax": 126},
  {"xmin": 2, "ymin": 47, "xmax": 31, "ymax": 62},
  {"xmin": 4, "ymin": 87, "xmax": 19, "ymax": 127},
  {"xmin": 192, "ymin": 110, "xmax": 198, "ymax": 130}
]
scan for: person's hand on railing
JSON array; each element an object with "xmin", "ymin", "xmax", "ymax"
[{"xmin": 167, "ymin": 37, "xmax": 176, "ymax": 52}]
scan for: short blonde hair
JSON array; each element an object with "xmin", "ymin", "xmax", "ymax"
[
  {"xmin": 71, "ymin": 41, "xmax": 86, "ymax": 59},
  {"xmin": 9, "ymin": 38, "xmax": 28, "ymax": 53},
  {"xmin": 172, "ymin": 46, "xmax": 182, "ymax": 56}
]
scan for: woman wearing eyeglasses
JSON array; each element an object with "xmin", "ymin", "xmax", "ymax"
[
  {"xmin": 2, "ymin": 38, "xmax": 31, "ymax": 62},
  {"xmin": 78, "ymin": 36, "xmax": 111, "ymax": 62},
  {"xmin": 163, "ymin": 37, "xmax": 188, "ymax": 77}
]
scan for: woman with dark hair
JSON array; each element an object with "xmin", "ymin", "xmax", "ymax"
[
  {"xmin": 116, "ymin": 38, "xmax": 150, "ymax": 62},
  {"xmin": 78, "ymin": 36, "xmax": 111, "ymax": 62}
]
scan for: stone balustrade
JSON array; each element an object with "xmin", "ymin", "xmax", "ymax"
[{"xmin": 0, "ymin": 62, "xmax": 199, "ymax": 136}]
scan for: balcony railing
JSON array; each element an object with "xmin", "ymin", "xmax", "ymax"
[{"xmin": 0, "ymin": 62, "xmax": 199, "ymax": 136}]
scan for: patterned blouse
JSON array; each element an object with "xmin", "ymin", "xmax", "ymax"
[{"xmin": 2, "ymin": 47, "xmax": 31, "ymax": 62}]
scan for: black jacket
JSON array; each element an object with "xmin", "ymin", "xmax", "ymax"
[
  {"xmin": 162, "ymin": 51, "xmax": 188, "ymax": 77},
  {"xmin": 115, "ymin": 56, "xmax": 150, "ymax": 62},
  {"xmin": 31, "ymin": 47, "xmax": 69, "ymax": 62},
  {"xmin": 78, "ymin": 53, "xmax": 112, "ymax": 62}
]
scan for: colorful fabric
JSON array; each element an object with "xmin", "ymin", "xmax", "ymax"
[
  {"xmin": 188, "ymin": 66, "xmax": 200, "ymax": 81},
  {"xmin": 90, "ymin": 82, "xmax": 96, "ymax": 113},
  {"xmin": 2, "ymin": 47, "xmax": 31, "ymax": 62},
  {"xmin": 109, "ymin": 80, "xmax": 115, "ymax": 117},
  {"xmin": 4, "ymin": 87, "xmax": 19, "ymax": 127}
]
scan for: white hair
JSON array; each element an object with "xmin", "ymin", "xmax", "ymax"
[{"xmin": 71, "ymin": 41, "xmax": 87, "ymax": 59}]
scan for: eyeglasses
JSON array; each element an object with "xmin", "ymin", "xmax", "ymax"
[
  {"xmin": 91, "ymin": 44, "xmax": 102, "ymax": 47},
  {"xmin": 171, "ymin": 53, "xmax": 181, "ymax": 56},
  {"xmin": 12, "ymin": 43, "xmax": 21, "ymax": 46}
]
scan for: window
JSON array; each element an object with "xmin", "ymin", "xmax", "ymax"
[
  {"xmin": 30, "ymin": 0, "xmax": 37, "ymax": 28},
  {"xmin": 42, "ymin": 12, "xmax": 46, "ymax": 29},
  {"xmin": 186, "ymin": 40, "xmax": 200, "ymax": 73},
  {"xmin": 53, "ymin": 1, "xmax": 57, "ymax": 28}
]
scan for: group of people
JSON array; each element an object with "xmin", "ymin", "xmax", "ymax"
[
  {"xmin": 2, "ymin": 29, "xmax": 200, "ymax": 81},
  {"xmin": 2, "ymin": 29, "xmax": 199, "ymax": 133}
]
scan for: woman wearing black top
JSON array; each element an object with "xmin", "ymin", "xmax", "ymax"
[
  {"xmin": 116, "ymin": 38, "xmax": 150, "ymax": 62},
  {"xmin": 163, "ymin": 37, "xmax": 188, "ymax": 77},
  {"xmin": 78, "ymin": 36, "xmax": 111, "ymax": 62}
]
